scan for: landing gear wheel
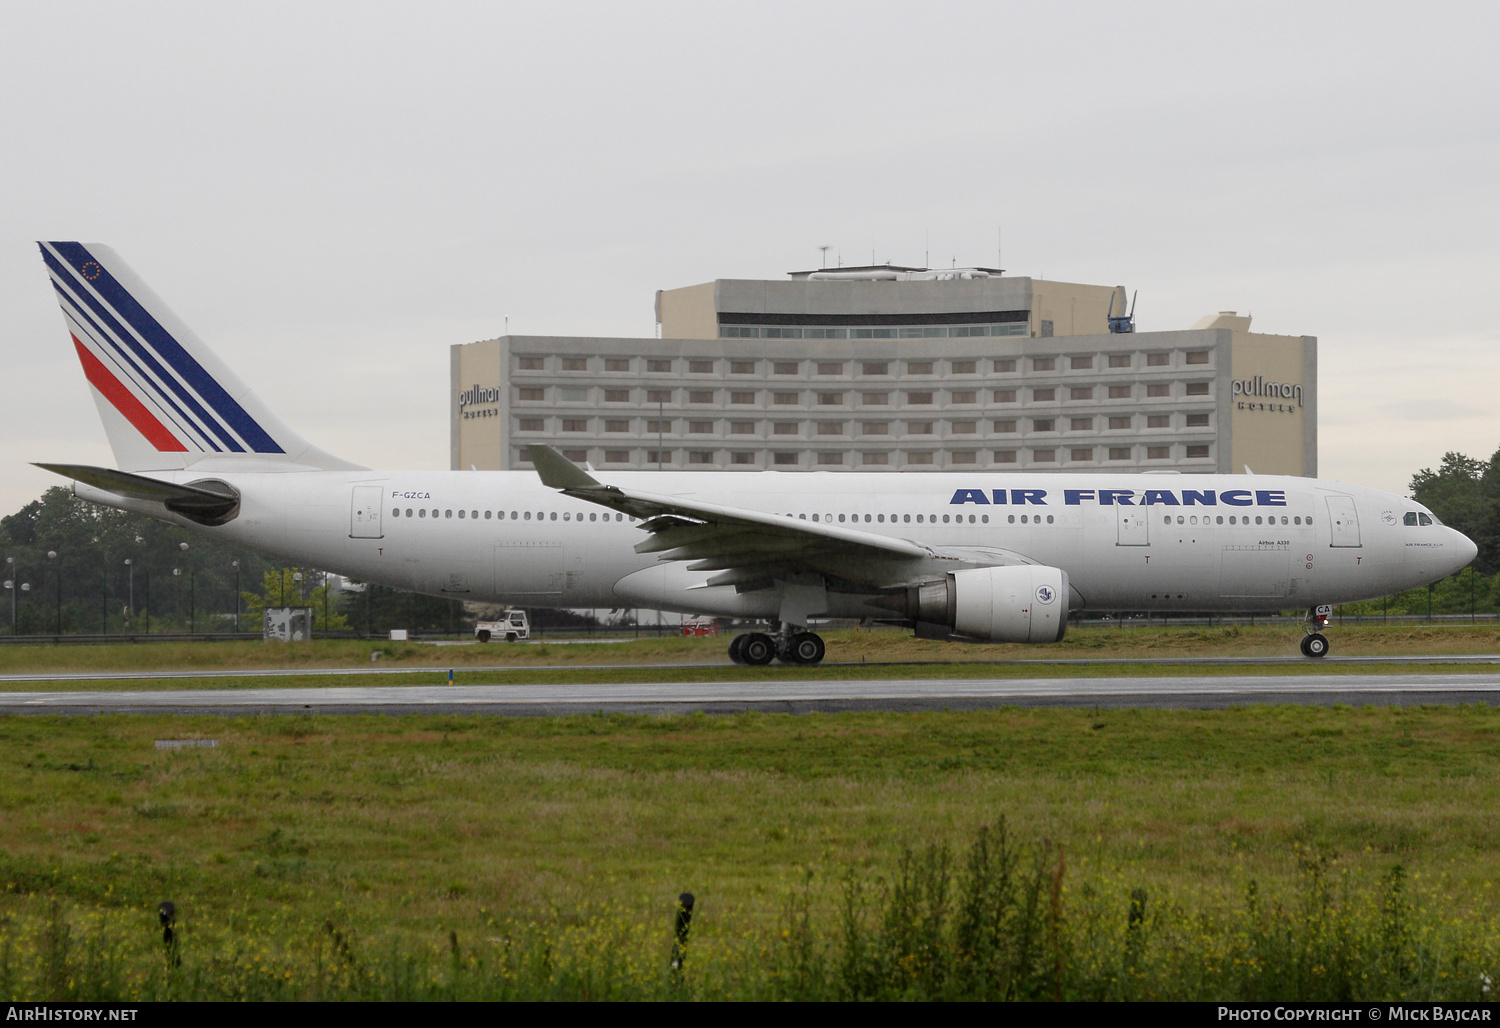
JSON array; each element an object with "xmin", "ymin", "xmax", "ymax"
[
  {"xmin": 1303, "ymin": 633, "xmax": 1329, "ymax": 659},
  {"xmin": 786, "ymin": 632, "xmax": 826, "ymax": 666},
  {"xmin": 728, "ymin": 634, "xmax": 748, "ymax": 665},
  {"xmin": 740, "ymin": 633, "xmax": 775, "ymax": 665}
]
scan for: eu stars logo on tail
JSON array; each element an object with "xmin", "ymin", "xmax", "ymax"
[{"xmin": 38, "ymin": 241, "xmax": 361, "ymax": 474}]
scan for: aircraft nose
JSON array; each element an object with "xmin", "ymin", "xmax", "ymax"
[{"xmin": 1453, "ymin": 528, "xmax": 1479, "ymax": 571}]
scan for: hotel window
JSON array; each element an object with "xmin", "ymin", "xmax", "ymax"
[
  {"xmin": 1186, "ymin": 382, "xmax": 1210, "ymax": 395},
  {"xmin": 689, "ymin": 421, "xmax": 713, "ymax": 433},
  {"xmin": 1146, "ymin": 353, "xmax": 1169, "ymax": 367},
  {"xmin": 730, "ymin": 360, "xmax": 756, "ymax": 374},
  {"xmin": 952, "ymin": 421, "xmax": 977, "ymax": 434},
  {"xmin": 689, "ymin": 360, "xmax": 714, "ymax": 374},
  {"xmin": 817, "ymin": 392, "xmax": 844, "ymax": 405},
  {"xmin": 862, "ymin": 452, "xmax": 889, "ymax": 465},
  {"xmin": 688, "ymin": 390, "xmax": 714, "ymax": 403},
  {"xmin": 559, "ymin": 387, "xmax": 587, "ymax": 402},
  {"xmin": 731, "ymin": 452, "xmax": 755, "ymax": 465},
  {"xmin": 727, "ymin": 422, "xmax": 755, "ymax": 436},
  {"xmin": 689, "ymin": 451, "xmax": 714, "ymax": 464},
  {"xmin": 605, "ymin": 450, "xmax": 630, "ymax": 463},
  {"xmin": 1108, "ymin": 385, "xmax": 1132, "ymax": 399},
  {"xmin": 908, "ymin": 391, "xmax": 934, "ymax": 404},
  {"xmin": 1186, "ymin": 444, "xmax": 1211, "ymax": 458},
  {"xmin": 862, "ymin": 361, "xmax": 889, "ymax": 375},
  {"xmin": 1070, "ymin": 448, "xmax": 1093, "ymax": 462},
  {"xmin": 648, "ymin": 359, "xmax": 673, "ymax": 373},
  {"xmin": 816, "ymin": 423, "xmax": 844, "ymax": 435},
  {"xmin": 951, "ymin": 360, "xmax": 977, "ymax": 374},
  {"xmin": 1069, "ymin": 387, "xmax": 1092, "ymax": 401},
  {"xmin": 1032, "ymin": 419, "xmax": 1055, "ymax": 432},
  {"xmin": 773, "ymin": 361, "xmax": 799, "ymax": 375},
  {"xmin": 993, "ymin": 359, "xmax": 1018, "ymax": 373},
  {"xmin": 647, "ymin": 389, "xmax": 672, "ymax": 403},
  {"xmin": 1070, "ymin": 417, "xmax": 1092, "ymax": 431},
  {"xmin": 1107, "ymin": 354, "xmax": 1131, "ymax": 368},
  {"xmin": 561, "ymin": 358, "xmax": 588, "ymax": 371},
  {"xmin": 605, "ymin": 419, "xmax": 630, "ymax": 433},
  {"xmin": 951, "ymin": 451, "xmax": 978, "ymax": 464},
  {"xmin": 518, "ymin": 387, "xmax": 545, "ymax": 401},
  {"xmin": 1147, "ymin": 383, "xmax": 1170, "ymax": 397},
  {"xmin": 907, "ymin": 452, "xmax": 934, "ymax": 465},
  {"xmin": 1186, "ymin": 351, "xmax": 1210, "ymax": 365},
  {"xmin": 646, "ymin": 419, "xmax": 672, "ymax": 433},
  {"xmin": 1032, "ymin": 357, "xmax": 1056, "ymax": 371},
  {"xmin": 908, "ymin": 421, "xmax": 934, "ymax": 435},
  {"xmin": 773, "ymin": 392, "xmax": 799, "ymax": 404},
  {"xmin": 518, "ymin": 418, "xmax": 544, "ymax": 431},
  {"xmin": 907, "ymin": 361, "xmax": 934, "ymax": 375},
  {"xmin": 861, "ymin": 422, "xmax": 889, "ymax": 435},
  {"xmin": 862, "ymin": 392, "xmax": 889, "ymax": 405},
  {"xmin": 950, "ymin": 390, "xmax": 976, "ymax": 404},
  {"xmin": 604, "ymin": 389, "xmax": 630, "ymax": 403},
  {"xmin": 1147, "ymin": 414, "xmax": 1170, "ymax": 428},
  {"xmin": 1147, "ymin": 446, "xmax": 1170, "ymax": 459},
  {"xmin": 773, "ymin": 422, "xmax": 799, "ymax": 435},
  {"xmin": 1108, "ymin": 416, "xmax": 1131, "ymax": 430},
  {"xmin": 994, "ymin": 419, "xmax": 1017, "ymax": 433},
  {"xmin": 646, "ymin": 450, "xmax": 671, "ymax": 464},
  {"xmin": 1108, "ymin": 447, "xmax": 1131, "ymax": 460},
  {"xmin": 773, "ymin": 452, "xmax": 799, "ymax": 465},
  {"xmin": 817, "ymin": 452, "xmax": 843, "ymax": 465},
  {"xmin": 562, "ymin": 449, "xmax": 588, "ymax": 461},
  {"xmin": 994, "ymin": 450, "xmax": 1017, "ymax": 463},
  {"xmin": 816, "ymin": 362, "xmax": 844, "ymax": 375},
  {"xmin": 994, "ymin": 389, "xmax": 1018, "ymax": 403},
  {"xmin": 1186, "ymin": 412, "xmax": 1210, "ymax": 427},
  {"xmin": 1032, "ymin": 449, "xmax": 1057, "ymax": 462},
  {"xmin": 518, "ymin": 356, "xmax": 545, "ymax": 370},
  {"xmin": 1070, "ymin": 356, "xmax": 1092, "ymax": 370},
  {"xmin": 605, "ymin": 358, "xmax": 630, "ymax": 372},
  {"xmin": 730, "ymin": 391, "xmax": 755, "ymax": 404},
  {"xmin": 1032, "ymin": 388, "xmax": 1056, "ymax": 402}
]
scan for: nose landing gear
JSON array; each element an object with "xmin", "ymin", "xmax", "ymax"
[{"xmin": 1301, "ymin": 604, "xmax": 1332, "ymax": 658}]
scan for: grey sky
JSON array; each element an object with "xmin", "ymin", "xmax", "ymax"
[{"xmin": 2, "ymin": 1, "xmax": 1497, "ymax": 516}]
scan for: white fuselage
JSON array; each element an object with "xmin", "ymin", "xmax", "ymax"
[{"xmin": 82, "ymin": 470, "xmax": 1474, "ymax": 619}]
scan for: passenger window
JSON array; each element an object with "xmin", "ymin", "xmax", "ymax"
[
  {"xmin": 406, "ymin": 508, "xmax": 413, "ymax": 518},
  {"xmin": 916, "ymin": 515, "xmax": 924, "ymax": 523},
  {"xmin": 1404, "ymin": 512, "xmax": 1419, "ymax": 526},
  {"xmin": 1007, "ymin": 515, "xmax": 1015, "ymax": 524},
  {"xmin": 550, "ymin": 512, "xmax": 557, "ymax": 521},
  {"xmin": 419, "ymin": 509, "xmax": 426, "ymax": 519},
  {"xmin": 981, "ymin": 515, "xmax": 989, "ymax": 524},
  {"xmin": 1419, "ymin": 513, "xmax": 1433, "ymax": 526},
  {"xmin": 1216, "ymin": 516, "xmax": 1223, "ymax": 524}
]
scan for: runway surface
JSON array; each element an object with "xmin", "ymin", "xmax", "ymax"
[{"xmin": 5, "ymin": 671, "xmax": 1500, "ymax": 714}]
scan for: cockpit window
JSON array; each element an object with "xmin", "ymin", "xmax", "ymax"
[
  {"xmin": 1403, "ymin": 512, "xmax": 1419, "ymax": 526},
  {"xmin": 1418, "ymin": 512, "xmax": 1433, "ymax": 526}
]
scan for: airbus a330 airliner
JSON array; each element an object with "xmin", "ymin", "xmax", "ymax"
[{"xmin": 31, "ymin": 242, "xmax": 1477, "ymax": 664}]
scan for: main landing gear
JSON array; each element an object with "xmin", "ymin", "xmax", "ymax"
[
  {"xmin": 727, "ymin": 625, "xmax": 826, "ymax": 666},
  {"xmin": 1300, "ymin": 604, "xmax": 1332, "ymax": 659}
]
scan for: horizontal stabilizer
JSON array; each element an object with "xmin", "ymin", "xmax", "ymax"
[{"xmin": 35, "ymin": 463, "xmax": 239, "ymax": 522}]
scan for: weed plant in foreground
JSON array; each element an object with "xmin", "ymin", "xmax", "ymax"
[
  {"xmin": 2, "ymin": 822, "xmax": 1497, "ymax": 1001},
  {"xmin": 5, "ymin": 706, "xmax": 1500, "ymax": 999}
]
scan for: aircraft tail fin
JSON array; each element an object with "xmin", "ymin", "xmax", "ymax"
[{"xmin": 38, "ymin": 242, "xmax": 365, "ymax": 473}]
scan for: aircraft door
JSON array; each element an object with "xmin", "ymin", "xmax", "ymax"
[
  {"xmin": 1325, "ymin": 495, "xmax": 1361, "ymax": 547},
  {"xmin": 350, "ymin": 486, "xmax": 383, "ymax": 539},
  {"xmin": 1117, "ymin": 508, "xmax": 1149, "ymax": 546},
  {"xmin": 495, "ymin": 542, "xmax": 564, "ymax": 597}
]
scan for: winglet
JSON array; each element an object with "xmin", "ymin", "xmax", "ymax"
[{"xmin": 528, "ymin": 445, "xmax": 603, "ymax": 490}]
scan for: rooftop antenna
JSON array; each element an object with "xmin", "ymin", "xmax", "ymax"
[
  {"xmin": 817, "ymin": 245, "xmax": 830, "ymax": 269},
  {"xmin": 925, "ymin": 230, "xmax": 929, "ymax": 269},
  {"xmin": 998, "ymin": 227, "xmax": 1002, "ymax": 270}
]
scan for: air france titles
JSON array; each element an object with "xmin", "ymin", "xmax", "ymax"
[
  {"xmin": 1232, "ymin": 376, "xmax": 1302, "ymax": 414},
  {"xmin": 949, "ymin": 488, "xmax": 1288, "ymax": 507}
]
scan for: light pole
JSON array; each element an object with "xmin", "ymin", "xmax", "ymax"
[
  {"xmin": 178, "ymin": 543, "xmax": 191, "ymax": 633},
  {"xmin": 293, "ymin": 571, "xmax": 304, "ymax": 606},
  {"xmin": 123, "ymin": 558, "xmax": 134, "ymax": 629},
  {"xmin": 47, "ymin": 551, "xmax": 58, "ymax": 635},
  {"xmin": 4, "ymin": 556, "xmax": 14, "ymax": 634},
  {"xmin": 232, "ymin": 560, "xmax": 240, "ymax": 631}
]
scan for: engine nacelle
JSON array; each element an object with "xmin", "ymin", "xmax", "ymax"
[{"xmin": 911, "ymin": 565, "xmax": 1069, "ymax": 643}]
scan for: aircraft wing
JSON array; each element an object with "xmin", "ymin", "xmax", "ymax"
[{"xmin": 528, "ymin": 445, "xmax": 1031, "ymax": 590}]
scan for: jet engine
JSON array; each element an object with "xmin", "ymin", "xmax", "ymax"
[{"xmin": 908, "ymin": 565, "xmax": 1069, "ymax": 643}]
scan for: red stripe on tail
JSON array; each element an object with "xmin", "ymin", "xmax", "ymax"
[{"xmin": 72, "ymin": 335, "xmax": 188, "ymax": 452}]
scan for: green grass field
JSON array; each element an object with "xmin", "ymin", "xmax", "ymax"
[{"xmin": 5, "ymin": 702, "xmax": 1500, "ymax": 999}]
